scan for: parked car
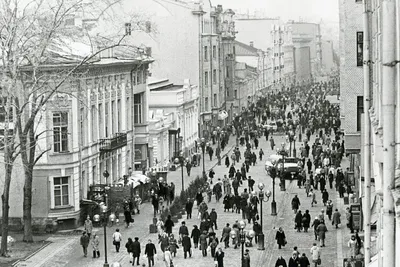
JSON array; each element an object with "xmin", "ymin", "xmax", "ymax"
[{"xmin": 265, "ymin": 155, "xmax": 302, "ymax": 180}]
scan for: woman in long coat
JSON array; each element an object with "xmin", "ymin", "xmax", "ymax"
[
  {"xmin": 168, "ymin": 234, "xmax": 179, "ymax": 257},
  {"xmin": 225, "ymin": 156, "xmax": 230, "ymax": 168},
  {"xmin": 332, "ymin": 209, "xmax": 341, "ymax": 228},
  {"xmin": 275, "ymin": 227, "xmax": 286, "ymax": 249},
  {"xmin": 294, "ymin": 211, "xmax": 303, "ymax": 232},
  {"xmin": 302, "ymin": 210, "xmax": 311, "ymax": 232},
  {"xmin": 223, "ymin": 194, "xmax": 232, "ymax": 212}
]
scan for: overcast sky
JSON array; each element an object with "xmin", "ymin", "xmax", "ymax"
[{"xmin": 211, "ymin": 0, "xmax": 339, "ymax": 22}]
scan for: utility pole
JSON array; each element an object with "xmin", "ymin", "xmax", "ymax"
[
  {"xmin": 381, "ymin": 1, "xmax": 396, "ymax": 267},
  {"xmin": 362, "ymin": 0, "xmax": 372, "ymax": 264}
]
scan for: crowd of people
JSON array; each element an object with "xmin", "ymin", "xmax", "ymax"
[{"xmin": 79, "ymin": 79, "xmax": 364, "ymax": 267}]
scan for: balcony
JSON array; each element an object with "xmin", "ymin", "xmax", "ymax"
[{"xmin": 99, "ymin": 133, "xmax": 127, "ymax": 152}]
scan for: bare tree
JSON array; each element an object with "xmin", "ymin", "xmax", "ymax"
[{"xmin": 0, "ymin": 0, "xmax": 153, "ymax": 253}]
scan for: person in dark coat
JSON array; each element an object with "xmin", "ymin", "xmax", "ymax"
[
  {"xmin": 80, "ymin": 231, "xmax": 90, "ymax": 257},
  {"xmin": 288, "ymin": 252, "xmax": 300, "ymax": 267},
  {"xmin": 295, "ymin": 211, "xmax": 303, "ymax": 232},
  {"xmin": 164, "ymin": 215, "xmax": 174, "ymax": 235},
  {"xmin": 124, "ymin": 209, "xmax": 133, "ymax": 228},
  {"xmin": 185, "ymin": 198, "xmax": 194, "ymax": 219},
  {"xmin": 311, "ymin": 217, "xmax": 321, "ymax": 241},
  {"xmin": 215, "ymin": 247, "xmax": 225, "ymax": 267},
  {"xmin": 302, "ymin": 210, "xmax": 311, "ymax": 232},
  {"xmin": 195, "ymin": 190, "xmax": 204, "ymax": 206},
  {"xmin": 275, "ymin": 227, "xmax": 286, "ymax": 249},
  {"xmin": 243, "ymin": 249, "xmax": 251, "ymax": 267},
  {"xmin": 191, "ymin": 225, "xmax": 201, "ymax": 248},
  {"xmin": 132, "ymin": 237, "xmax": 141, "ymax": 265},
  {"xmin": 182, "ymin": 234, "xmax": 192, "ymax": 258},
  {"xmin": 291, "ymin": 195, "xmax": 301, "ymax": 214},
  {"xmin": 322, "ymin": 189, "xmax": 329, "ymax": 206},
  {"xmin": 144, "ymin": 239, "xmax": 157, "ymax": 267},
  {"xmin": 125, "ymin": 238, "xmax": 134, "ymax": 263},
  {"xmin": 299, "ymin": 253, "xmax": 310, "ymax": 267},
  {"xmin": 275, "ymin": 256, "xmax": 287, "ymax": 267},
  {"xmin": 225, "ymin": 156, "xmax": 230, "ymax": 168}
]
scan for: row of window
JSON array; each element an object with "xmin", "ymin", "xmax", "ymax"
[
  {"xmin": 53, "ymin": 93, "xmax": 143, "ymax": 153},
  {"xmin": 203, "ymin": 93, "xmax": 220, "ymax": 110},
  {"xmin": 273, "ymin": 52, "xmax": 285, "ymax": 57},
  {"xmin": 204, "ymin": 69, "xmax": 221, "ymax": 86},
  {"xmin": 204, "ymin": 45, "xmax": 236, "ymax": 61},
  {"xmin": 273, "ymin": 65, "xmax": 285, "ymax": 70},
  {"xmin": 88, "ymin": 70, "xmax": 146, "ymax": 91}
]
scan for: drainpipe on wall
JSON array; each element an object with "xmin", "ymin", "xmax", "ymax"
[
  {"xmin": 381, "ymin": 1, "xmax": 396, "ymax": 266},
  {"xmin": 362, "ymin": 0, "xmax": 372, "ymax": 264}
]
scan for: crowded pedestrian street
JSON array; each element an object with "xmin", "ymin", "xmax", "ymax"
[{"xmin": 12, "ymin": 81, "xmax": 360, "ymax": 267}]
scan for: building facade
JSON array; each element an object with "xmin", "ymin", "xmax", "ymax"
[
  {"xmin": 149, "ymin": 78, "xmax": 199, "ymax": 162},
  {"xmin": 0, "ymin": 50, "xmax": 152, "ymax": 229},
  {"xmin": 288, "ymin": 21, "xmax": 323, "ymax": 79},
  {"xmin": 271, "ymin": 24, "xmax": 295, "ymax": 90}
]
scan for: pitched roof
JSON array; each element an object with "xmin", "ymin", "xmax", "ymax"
[{"xmin": 235, "ymin": 40, "xmax": 259, "ymax": 56}]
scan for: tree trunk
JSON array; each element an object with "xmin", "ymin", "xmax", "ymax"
[
  {"xmin": 22, "ymin": 171, "xmax": 33, "ymax": 242},
  {"xmin": 20, "ymin": 128, "xmax": 34, "ymax": 242},
  {"xmin": 1, "ymin": 161, "xmax": 13, "ymax": 256}
]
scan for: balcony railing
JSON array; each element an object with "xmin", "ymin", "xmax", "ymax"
[{"xmin": 99, "ymin": 133, "xmax": 127, "ymax": 152}]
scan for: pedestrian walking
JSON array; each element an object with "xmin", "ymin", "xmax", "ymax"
[
  {"xmin": 310, "ymin": 189, "xmax": 317, "ymax": 207},
  {"xmin": 186, "ymin": 161, "xmax": 192, "ymax": 176},
  {"xmin": 275, "ymin": 227, "xmax": 286, "ymax": 249},
  {"xmin": 185, "ymin": 198, "xmax": 193, "ymax": 219},
  {"xmin": 291, "ymin": 195, "xmax": 301, "ymax": 214},
  {"xmin": 210, "ymin": 208, "xmax": 218, "ymax": 230},
  {"xmin": 288, "ymin": 252, "xmax": 300, "ymax": 267},
  {"xmin": 144, "ymin": 239, "xmax": 157, "ymax": 267},
  {"xmin": 310, "ymin": 243, "xmax": 321, "ymax": 267},
  {"xmin": 295, "ymin": 210, "xmax": 303, "ymax": 232},
  {"xmin": 164, "ymin": 215, "xmax": 175, "ymax": 235},
  {"xmin": 243, "ymin": 249, "xmax": 251, "ymax": 267},
  {"xmin": 159, "ymin": 232, "xmax": 169, "ymax": 252},
  {"xmin": 84, "ymin": 215, "xmax": 93, "ymax": 239},
  {"xmin": 215, "ymin": 247, "xmax": 225, "ymax": 267},
  {"xmin": 125, "ymin": 238, "xmax": 134, "ymax": 263},
  {"xmin": 80, "ymin": 231, "xmax": 90, "ymax": 257},
  {"xmin": 132, "ymin": 237, "xmax": 141, "ymax": 266},
  {"xmin": 275, "ymin": 256, "xmax": 287, "ymax": 267},
  {"xmin": 168, "ymin": 234, "xmax": 179, "ymax": 257},
  {"xmin": 332, "ymin": 209, "xmax": 341, "ymax": 228},
  {"xmin": 163, "ymin": 247, "xmax": 173, "ymax": 267},
  {"xmin": 326, "ymin": 200, "xmax": 333, "ymax": 220},
  {"xmin": 316, "ymin": 221, "xmax": 328, "ymax": 247},
  {"xmin": 112, "ymin": 228, "xmax": 122, "ymax": 252},
  {"xmin": 91, "ymin": 233, "xmax": 100, "ymax": 258},
  {"xmin": 199, "ymin": 231, "xmax": 208, "ymax": 256},
  {"xmin": 182, "ymin": 234, "xmax": 192, "ymax": 258},
  {"xmin": 270, "ymin": 136, "xmax": 275, "ymax": 150},
  {"xmin": 209, "ymin": 237, "xmax": 218, "ymax": 258},
  {"xmin": 322, "ymin": 189, "xmax": 329, "ymax": 206},
  {"xmin": 156, "ymin": 218, "xmax": 164, "ymax": 238},
  {"xmin": 191, "ymin": 225, "xmax": 200, "ymax": 249},
  {"xmin": 225, "ymin": 156, "xmax": 230, "ymax": 168},
  {"xmin": 299, "ymin": 253, "xmax": 310, "ymax": 267},
  {"xmin": 221, "ymin": 223, "xmax": 231, "ymax": 248},
  {"xmin": 179, "ymin": 221, "xmax": 189, "ymax": 241},
  {"xmin": 348, "ymin": 235, "xmax": 358, "ymax": 258},
  {"xmin": 248, "ymin": 176, "xmax": 255, "ymax": 192},
  {"xmin": 259, "ymin": 148, "xmax": 264, "ymax": 161},
  {"xmin": 311, "ymin": 217, "xmax": 321, "ymax": 241},
  {"xmin": 302, "ymin": 210, "xmax": 311, "ymax": 232}
]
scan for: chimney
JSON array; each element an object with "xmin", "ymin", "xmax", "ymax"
[{"xmin": 250, "ymin": 41, "xmax": 254, "ymax": 47}]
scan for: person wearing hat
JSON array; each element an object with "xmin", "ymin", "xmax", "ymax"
[
  {"xmin": 91, "ymin": 233, "xmax": 100, "ymax": 258},
  {"xmin": 132, "ymin": 237, "xmax": 141, "ymax": 266},
  {"xmin": 215, "ymin": 247, "xmax": 225, "ymax": 267},
  {"xmin": 210, "ymin": 208, "xmax": 218, "ymax": 230},
  {"xmin": 242, "ymin": 249, "xmax": 250, "ymax": 267},
  {"xmin": 185, "ymin": 198, "xmax": 194, "ymax": 219},
  {"xmin": 288, "ymin": 251, "xmax": 300, "ymax": 267}
]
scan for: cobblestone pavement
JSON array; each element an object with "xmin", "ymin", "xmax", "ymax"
[{"xmin": 14, "ymin": 133, "xmax": 355, "ymax": 267}]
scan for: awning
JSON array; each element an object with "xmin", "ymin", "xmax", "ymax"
[{"xmin": 218, "ymin": 110, "xmax": 228, "ymax": 120}]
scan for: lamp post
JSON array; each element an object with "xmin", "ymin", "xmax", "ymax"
[
  {"xmin": 277, "ymin": 143, "xmax": 288, "ymax": 191},
  {"xmin": 257, "ymin": 183, "xmax": 271, "ymax": 250},
  {"xmin": 293, "ymin": 135, "xmax": 297, "ymax": 158},
  {"xmin": 94, "ymin": 204, "xmax": 109, "ymax": 267},
  {"xmin": 103, "ymin": 170, "xmax": 109, "ymax": 185},
  {"xmin": 269, "ymin": 163, "xmax": 278, "ymax": 216},
  {"xmin": 238, "ymin": 220, "xmax": 247, "ymax": 267},
  {"xmin": 174, "ymin": 152, "xmax": 186, "ymax": 194}
]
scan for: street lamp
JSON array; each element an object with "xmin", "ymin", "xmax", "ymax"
[
  {"xmin": 257, "ymin": 183, "xmax": 271, "ymax": 250},
  {"xmin": 277, "ymin": 143, "xmax": 288, "ymax": 191},
  {"xmin": 292, "ymin": 135, "xmax": 297, "ymax": 158},
  {"xmin": 174, "ymin": 152, "xmax": 186, "ymax": 193},
  {"xmin": 94, "ymin": 204, "xmax": 110, "ymax": 267},
  {"xmin": 269, "ymin": 162, "xmax": 278, "ymax": 216},
  {"xmin": 103, "ymin": 170, "xmax": 109, "ymax": 185},
  {"xmin": 238, "ymin": 220, "xmax": 247, "ymax": 267}
]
